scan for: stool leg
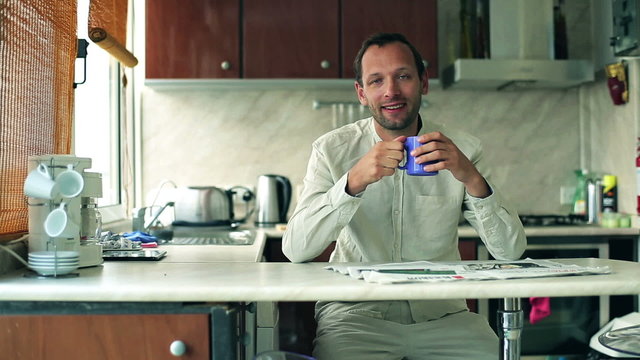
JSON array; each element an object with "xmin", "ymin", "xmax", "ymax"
[{"xmin": 498, "ymin": 298, "xmax": 523, "ymax": 360}]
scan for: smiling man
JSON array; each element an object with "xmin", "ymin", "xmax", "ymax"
[{"xmin": 283, "ymin": 33, "xmax": 526, "ymax": 360}]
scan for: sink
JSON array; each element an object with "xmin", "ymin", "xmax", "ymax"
[
  {"xmin": 165, "ymin": 227, "xmax": 256, "ymax": 246},
  {"xmin": 159, "ymin": 227, "xmax": 266, "ymax": 263}
]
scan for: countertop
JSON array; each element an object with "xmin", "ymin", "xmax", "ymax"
[
  {"xmin": 1, "ymin": 258, "xmax": 639, "ymax": 303},
  {"xmin": 458, "ymin": 225, "xmax": 640, "ymax": 238},
  {"xmin": 261, "ymin": 225, "xmax": 640, "ymax": 239}
]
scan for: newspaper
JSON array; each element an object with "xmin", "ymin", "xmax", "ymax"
[{"xmin": 325, "ymin": 258, "xmax": 611, "ymax": 284}]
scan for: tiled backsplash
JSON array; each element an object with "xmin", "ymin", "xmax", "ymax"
[
  {"xmin": 141, "ymin": 59, "xmax": 640, "ymax": 217},
  {"xmin": 142, "ymin": 82, "xmax": 590, "ymax": 215}
]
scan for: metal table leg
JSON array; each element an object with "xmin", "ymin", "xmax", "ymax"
[{"xmin": 498, "ymin": 298, "xmax": 523, "ymax": 360}]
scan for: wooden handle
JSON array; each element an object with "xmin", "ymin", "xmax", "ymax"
[{"xmin": 89, "ymin": 28, "xmax": 138, "ymax": 67}]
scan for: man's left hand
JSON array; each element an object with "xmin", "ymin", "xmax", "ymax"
[{"xmin": 411, "ymin": 132, "xmax": 490, "ymax": 198}]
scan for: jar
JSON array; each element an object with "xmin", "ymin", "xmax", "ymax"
[{"xmin": 80, "ymin": 198, "xmax": 102, "ymax": 239}]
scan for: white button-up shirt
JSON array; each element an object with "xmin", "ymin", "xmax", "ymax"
[{"xmin": 283, "ymin": 117, "xmax": 526, "ymax": 321}]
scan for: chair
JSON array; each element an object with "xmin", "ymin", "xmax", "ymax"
[
  {"xmin": 598, "ymin": 324, "xmax": 640, "ymax": 356},
  {"xmin": 254, "ymin": 350, "xmax": 316, "ymax": 360}
]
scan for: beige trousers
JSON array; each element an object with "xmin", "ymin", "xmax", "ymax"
[{"xmin": 313, "ymin": 301, "xmax": 498, "ymax": 360}]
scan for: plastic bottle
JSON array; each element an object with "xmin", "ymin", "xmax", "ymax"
[
  {"xmin": 602, "ymin": 174, "xmax": 617, "ymax": 213},
  {"xmin": 459, "ymin": 0, "xmax": 473, "ymax": 58},
  {"xmin": 474, "ymin": 0, "xmax": 489, "ymax": 59},
  {"xmin": 636, "ymin": 138, "xmax": 640, "ymax": 215},
  {"xmin": 573, "ymin": 169, "xmax": 587, "ymax": 215},
  {"xmin": 553, "ymin": 0, "xmax": 568, "ymax": 59}
]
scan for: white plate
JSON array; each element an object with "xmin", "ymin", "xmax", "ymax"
[
  {"xmin": 30, "ymin": 265, "xmax": 78, "ymax": 276},
  {"xmin": 28, "ymin": 260, "xmax": 79, "ymax": 266},
  {"xmin": 29, "ymin": 264, "xmax": 78, "ymax": 269},
  {"xmin": 29, "ymin": 251, "xmax": 79, "ymax": 259}
]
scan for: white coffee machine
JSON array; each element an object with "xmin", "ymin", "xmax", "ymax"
[{"xmin": 27, "ymin": 154, "xmax": 103, "ymax": 268}]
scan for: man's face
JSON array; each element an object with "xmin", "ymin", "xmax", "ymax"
[{"xmin": 355, "ymin": 42, "xmax": 428, "ymax": 132}]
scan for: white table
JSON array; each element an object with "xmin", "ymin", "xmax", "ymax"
[{"xmin": 1, "ymin": 258, "xmax": 639, "ymax": 360}]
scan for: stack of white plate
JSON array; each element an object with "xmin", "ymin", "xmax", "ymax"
[{"xmin": 28, "ymin": 251, "xmax": 79, "ymax": 276}]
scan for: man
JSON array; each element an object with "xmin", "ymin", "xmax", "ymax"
[{"xmin": 282, "ymin": 33, "xmax": 526, "ymax": 360}]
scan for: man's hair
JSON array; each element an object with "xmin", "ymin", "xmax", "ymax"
[{"xmin": 353, "ymin": 32, "xmax": 426, "ymax": 86}]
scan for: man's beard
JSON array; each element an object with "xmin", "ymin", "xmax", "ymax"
[{"xmin": 368, "ymin": 98, "xmax": 421, "ymax": 131}]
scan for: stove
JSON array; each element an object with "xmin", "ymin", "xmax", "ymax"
[{"xmin": 518, "ymin": 214, "xmax": 588, "ymax": 227}]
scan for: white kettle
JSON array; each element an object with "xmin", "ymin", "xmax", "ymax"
[{"xmin": 255, "ymin": 175, "xmax": 291, "ymax": 227}]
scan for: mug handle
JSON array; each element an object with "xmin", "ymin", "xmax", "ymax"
[
  {"xmin": 398, "ymin": 144, "xmax": 409, "ymax": 170},
  {"xmin": 275, "ymin": 176, "xmax": 292, "ymax": 223},
  {"xmin": 37, "ymin": 163, "xmax": 52, "ymax": 179},
  {"xmin": 229, "ymin": 186, "xmax": 255, "ymax": 223}
]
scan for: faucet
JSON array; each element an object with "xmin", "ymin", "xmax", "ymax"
[{"xmin": 132, "ymin": 201, "xmax": 175, "ymax": 232}]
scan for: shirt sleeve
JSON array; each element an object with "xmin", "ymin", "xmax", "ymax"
[
  {"xmin": 282, "ymin": 143, "xmax": 361, "ymax": 263},
  {"xmin": 461, "ymin": 137, "xmax": 526, "ymax": 260},
  {"xmin": 463, "ymin": 185, "xmax": 527, "ymax": 260}
]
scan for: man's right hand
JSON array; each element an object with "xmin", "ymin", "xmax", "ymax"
[{"xmin": 346, "ymin": 136, "xmax": 406, "ymax": 196}]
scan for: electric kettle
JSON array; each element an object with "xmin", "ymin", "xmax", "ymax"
[{"xmin": 255, "ymin": 174, "xmax": 292, "ymax": 227}]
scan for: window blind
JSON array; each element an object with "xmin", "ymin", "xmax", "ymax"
[{"xmin": 0, "ymin": 0, "xmax": 77, "ymax": 238}]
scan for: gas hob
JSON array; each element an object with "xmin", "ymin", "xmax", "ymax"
[{"xmin": 518, "ymin": 214, "xmax": 588, "ymax": 227}]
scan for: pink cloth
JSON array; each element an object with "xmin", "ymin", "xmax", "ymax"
[{"xmin": 529, "ymin": 297, "xmax": 551, "ymax": 324}]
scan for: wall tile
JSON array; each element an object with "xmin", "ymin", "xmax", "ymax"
[{"xmin": 141, "ymin": 84, "xmax": 581, "ymax": 216}]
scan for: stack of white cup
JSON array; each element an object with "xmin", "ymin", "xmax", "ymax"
[{"xmin": 23, "ymin": 163, "xmax": 85, "ymax": 275}]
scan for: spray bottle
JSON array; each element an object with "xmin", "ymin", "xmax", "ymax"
[{"xmin": 636, "ymin": 138, "xmax": 640, "ymax": 214}]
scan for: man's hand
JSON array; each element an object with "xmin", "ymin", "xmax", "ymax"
[
  {"xmin": 412, "ymin": 132, "xmax": 490, "ymax": 198},
  {"xmin": 346, "ymin": 136, "xmax": 406, "ymax": 196}
]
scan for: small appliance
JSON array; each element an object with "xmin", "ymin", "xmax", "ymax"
[
  {"xmin": 255, "ymin": 174, "xmax": 292, "ymax": 227},
  {"xmin": 172, "ymin": 185, "xmax": 254, "ymax": 226},
  {"xmin": 26, "ymin": 155, "xmax": 103, "ymax": 268}
]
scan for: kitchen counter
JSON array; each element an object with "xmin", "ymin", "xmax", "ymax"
[
  {"xmin": 459, "ymin": 225, "xmax": 640, "ymax": 238},
  {"xmin": 1, "ymin": 258, "xmax": 639, "ymax": 303},
  {"xmin": 262, "ymin": 225, "xmax": 640, "ymax": 239}
]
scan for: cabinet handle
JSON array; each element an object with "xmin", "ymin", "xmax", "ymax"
[
  {"xmin": 220, "ymin": 61, "xmax": 231, "ymax": 71},
  {"xmin": 170, "ymin": 340, "xmax": 187, "ymax": 357},
  {"xmin": 320, "ymin": 60, "xmax": 331, "ymax": 69}
]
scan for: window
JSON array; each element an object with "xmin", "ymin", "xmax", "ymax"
[{"xmin": 74, "ymin": 0, "xmax": 126, "ymax": 223}]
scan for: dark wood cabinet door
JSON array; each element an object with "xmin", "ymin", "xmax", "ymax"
[
  {"xmin": 0, "ymin": 314, "xmax": 210, "ymax": 359},
  {"xmin": 243, "ymin": 0, "xmax": 340, "ymax": 78},
  {"xmin": 341, "ymin": 0, "xmax": 438, "ymax": 79},
  {"xmin": 146, "ymin": 0, "xmax": 240, "ymax": 78}
]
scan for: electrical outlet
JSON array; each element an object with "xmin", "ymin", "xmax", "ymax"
[{"xmin": 560, "ymin": 186, "xmax": 575, "ymax": 205}]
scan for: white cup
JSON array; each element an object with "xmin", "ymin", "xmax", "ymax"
[
  {"xmin": 56, "ymin": 164, "xmax": 84, "ymax": 198},
  {"xmin": 24, "ymin": 164, "xmax": 59, "ymax": 199},
  {"xmin": 44, "ymin": 202, "xmax": 79, "ymax": 238}
]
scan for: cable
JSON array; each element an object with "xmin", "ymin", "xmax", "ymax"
[{"xmin": 0, "ymin": 243, "xmax": 29, "ymax": 267}]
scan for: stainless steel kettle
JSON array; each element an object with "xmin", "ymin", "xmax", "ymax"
[
  {"xmin": 173, "ymin": 185, "xmax": 254, "ymax": 226},
  {"xmin": 255, "ymin": 174, "xmax": 292, "ymax": 227}
]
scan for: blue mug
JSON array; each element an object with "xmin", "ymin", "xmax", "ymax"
[{"xmin": 398, "ymin": 136, "xmax": 438, "ymax": 176}]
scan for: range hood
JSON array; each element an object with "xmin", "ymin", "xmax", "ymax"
[{"xmin": 441, "ymin": 0, "xmax": 594, "ymax": 90}]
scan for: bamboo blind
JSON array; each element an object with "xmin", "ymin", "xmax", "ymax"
[{"xmin": 0, "ymin": 0, "xmax": 77, "ymax": 237}]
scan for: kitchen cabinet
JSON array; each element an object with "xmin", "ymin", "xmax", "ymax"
[
  {"xmin": 341, "ymin": 0, "xmax": 438, "ymax": 79},
  {"xmin": 146, "ymin": 0, "xmax": 240, "ymax": 78},
  {"xmin": 146, "ymin": 0, "xmax": 438, "ymax": 79},
  {"xmin": 0, "ymin": 313, "xmax": 210, "ymax": 359},
  {"xmin": 243, "ymin": 0, "xmax": 340, "ymax": 78},
  {"xmin": 0, "ymin": 303, "xmax": 241, "ymax": 360}
]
